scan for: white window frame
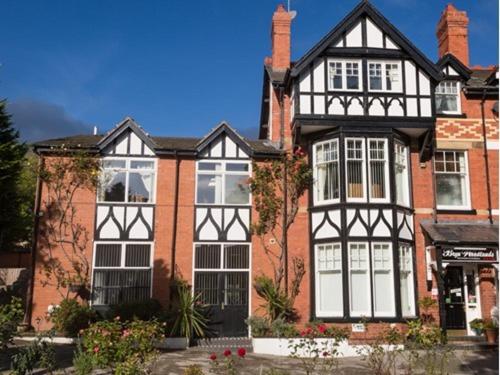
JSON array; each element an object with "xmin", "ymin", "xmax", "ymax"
[
  {"xmin": 195, "ymin": 160, "xmax": 251, "ymax": 206},
  {"xmin": 315, "ymin": 243, "xmax": 343, "ymax": 317},
  {"xmin": 436, "ymin": 81, "xmax": 462, "ymax": 115},
  {"xmin": 434, "ymin": 150, "xmax": 471, "ymax": 210},
  {"xmin": 345, "ymin": 138, "xmax": 367, "ymax": 202},
  {"xmin": 367, "ymin": 60, "xmax": 402, "ymax": 93},
  {"xmin": 399, "ymin": 244, "xmax": 416, "ymax": 318},
  {"xmin": 371, "ymin": 242, "xmax": 396, "ymax": 317},
  {"xmin": 90, "ymin": 241, "xmax": 154, "ymax": 306},
  {"xmin": 367, "ymin": 138, "xmax": 390, "ymax": 203},
  {"xmin": 394, "ymin": 142, "xmax": 410, "ymax": 207},
  {"xmin": 97, "ymin": 157, "xmax": 157, "ymax": 204},
  {"xmin": 328, "ymin": 59, "xmax": 363, "ymax": 92},
  {"xmin": 313, "ymin": 139, "xmax": 340, "ymax": 205},
  {"xmin": 348, "ymin": 242, "xmax": 371, "ymax": 317}
]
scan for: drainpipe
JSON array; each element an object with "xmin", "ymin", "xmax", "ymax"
[
  {"xmin": 480, "ymin": 89, "xmax": 493, "ymax": 224},
  {"xmin": 22, "ymin": 155, "xmax": 44, "ymax": 329},
  {"xmin": 169, "ymin": 152, "xmax": 181, "ymax": 305},
  {"xmin": 430, "ymin": 134, "xmax": 438, "ymax": 224}
]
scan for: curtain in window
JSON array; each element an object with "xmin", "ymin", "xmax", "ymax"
[
  {"xmin": 315, "ymin": 141, "xmax": 339, "ymax": 202},
  {"xmin": 435, "ymin": 151, "xmax": 468, "ymax": 207},
  {"xmin": 346, "ymin": 140, "xmax": 364, "ymax": 199},
  {"xmin": 369, "ymin": 140, "xmax": 387, "ymax": 199}
]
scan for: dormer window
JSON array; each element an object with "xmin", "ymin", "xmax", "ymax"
[
  {"xmin": 368, "ymin": 61, "xmax": 402, "ymax": 92},
  {"xmin": 436, "ymin": 81, "xmax": 461, "ymax": 114},
  {"xmin": 328, "ymin": 60, "xmax": 362, "ymax": 91}
]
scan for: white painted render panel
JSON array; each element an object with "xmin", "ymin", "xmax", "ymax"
[
  {"xmin": 385, "ymin": 36, "xmax": 399, "ymax": 50},
  {"xmin": 345, "ymin": 22, "xmax": 362, "ymax": 47},
  {"xmin": 226, "ymin": 219, "xmax": 246, "ymax": 241},
  {"xmin": 334, "ymin": 39, "xmax": 343, "ymax": 48},
  {"xmin": 143, "ymin": 145, "xmax": 154, "ymax": 156},
  {"xmin": 347, "ymin": 97, "xmax": 364, "ymax": 115},
  {"xmin": 418, "ymin": 71, "xmax": 431, "ymax": 95},
  {"xmin": 196, "ymin": 208, "xmax": 207, "ymax": 228},
  {"xmin": 420, "ymin": 98, "xmax": 432, "ymax": 117},
  {"xmin": 404, "ymin": 61, "xmax": 417, "ymax": 95},
  {"xmin": 96, "ymin": 206, "xmax": 108, "ymax": 228},
  {"xmin": 388, "ymin": 99, "xmax": 404, "ymax": 116},
  {"xmin": 316, "ymin": 220, "xmax": 339, "ymax": 239},
  {"xmin": 311, "ymin": 212, "xmax": 323, "ymax": 233},
  {"xmin": 406, "ymin": 98, "xmax": 418, "ymax": 116},
  {"xmin": 126, "ymin": 206, "xmax": 138, "ymax": 228},
  {"xmin": 114, "ymin": 134, "xmax": 128, "ymax": 154},
  {"xmin": 299, "ymin": 73, "xmax": 311, "ymax": 92},
  {"xmin": 225, "ymin": 137, "xmax": 237, "ymax": 158},
  {"xmin": 313, "ymin": 60, "xmax": 325, "ymax": 92},
  {"xmin": 314, "ymin": 96, "xmax": 326, "ymax": 115},
  {"xmin": 129, "ymin": 217, "xmax": 149, "ymax": 239},
  {"xmin": 328, "ymin": 97, "xmax": 344, "ymax": 115},
  {"xmin": 199, "ymin": 218, "xmax": 218, "ymax": 240},
  {"xmin": 301, "ymin": 95, "xmax": 311, "ymax": 114},
  {"xmin": 448, "ymin": 66, "xmax": 459, "ymax": 76},
  {"xmin": 368, "ymin": 98, "xmax": 385, "ymax": 116},
  {"xmin": 329, "ymin": 210, "xmax": 341, "ymax": 226},
  {"xmin": 211, "ymin": 208, "xmax": 223, "ymax": 229},
  {"xmin": 211, "ymin": 138, "xmax": 223, "ymax": 157},
  {"xmin": 142, "ymin": 207, "xmax": 153, "ymax": 227},
  {"xmin": 366, "ymin": 18, "xmax": 383, "ymax": 48},
  {"xmin": 129, "ymin": 132, "xmax": 142, "ymax": 154}
]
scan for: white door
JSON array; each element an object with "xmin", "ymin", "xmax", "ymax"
[{"xmin": 463, "ymin": 264, "xmax": 482, "ymax": 336}]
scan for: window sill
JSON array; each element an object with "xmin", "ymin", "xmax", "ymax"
[
  {"xmin": 436, "ymin": 208, "xmax": 477, "ymax": 215},
  {"xmin": 436, "ymin": 113, "xmax": 466, "ymax": 118}
]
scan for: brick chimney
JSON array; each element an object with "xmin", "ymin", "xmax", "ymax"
[
  {"xmin": 271, "ymin": 4, "xmax": 292, "ymax": 69},
  {"xmin": 436, "ymin": 4, "xmax": 469, "ymax": 66}
]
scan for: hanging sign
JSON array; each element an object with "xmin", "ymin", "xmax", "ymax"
[{"xmin": 441, "ymin": 247, "xmax": 498, "ymax": 263}]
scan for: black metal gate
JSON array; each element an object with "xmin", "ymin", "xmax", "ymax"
[{"xmin": 194, "ymin": 271, "xmax": 249, "ymax": 337}]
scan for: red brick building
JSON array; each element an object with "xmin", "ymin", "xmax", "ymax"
[{"xmin": 29, "ymin": 1, "xmax": 498, "ymax": 338}]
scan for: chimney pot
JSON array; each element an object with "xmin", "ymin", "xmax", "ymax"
[{"xmin": 271, "ymin": 4, "xmax": 292, "ymax": 69}]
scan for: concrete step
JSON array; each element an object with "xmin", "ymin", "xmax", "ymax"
[{"xmin": 193, "ymin": 337, "xmax": 253, "ymax": 352}]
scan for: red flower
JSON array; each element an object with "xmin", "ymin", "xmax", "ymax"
[
  {"xmin": 322, "ymin": 351, "xmax": 329, "ymax": 357},
  {"xmin": 237, "ymin": 348, "xmax": 246, "ymax": 358},
  {"xmin": 223, "ymin": 349, "xmax": 232, "ymax": 357},
  {"xmin": 93, "ymin": 346, "xmax": 100, "ymax": 353},
  {"xmin": 306, "ymin": 327, "xmax": 313, "ymax": 335},
  {"xmin": 318, "ymin": 324, "xmax": 327, "ymax": 334},
  {"xmin": 209, "ymin": 353, "xmax": 217, "ymax": 361},
  {"xmin": 300, "ymin": 330, "xmax": 306, "ymax": 337}
]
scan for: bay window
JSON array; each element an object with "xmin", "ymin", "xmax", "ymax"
[
  {"xmin": 92, "ymin": 243, "xmax": 152, "ymax": 305},
  {"xmin": 399, "ymin": 244, "xmax": 416, "ymax": 317},
  {"xmin": 368, "ymin": 61, "xmax": 402, "ymax": 92},
  {"xmin": 196, "ymin": 161, "xmax": 250, "ymax": 205},
  {"xmin": 436, "ymin": 81, "xmax": 461, "ymax": 114},
  {"xmin": 372, "ymin": 243, "xmax": 395, "ymax": 316},
  {"xmin": 349, "ymin": 242, "xmax": 371, "ymax": 316},
  {"xmin": 328, "ymin": 60, "xmax": 362, "ymax": 91},
  {"xmin": 394, "ymin": 142, "xmax": 410, "ymax": 206},
  {"xmin": 368, "ymin": 139, "xmax": 389, "ymax": 202},
  {"xmin": 346, "ymin": 138, "xmax": 366, "ymax": 201},
  {"xmin": 99, "ymin": 159, "xmax": 155, "ymax": 203},
  {"xmin": 434, "ymin": 150, "xmax": 470, "ymax": 209},
  {"xmin": 315, "ymin": 243, "xmax": 343, "ymax": 317},
  {"xmin": 314, "ymin": 140, "xmax": 340, "ymax": 204}
]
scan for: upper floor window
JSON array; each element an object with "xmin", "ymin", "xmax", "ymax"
[
  {"xmin": 368, "ymin": 139, "xmax": 389, "ymax": 202},
  {"xmin": 314, "ymin": 140, "xmax": 340, "ymax": 204},
  {"xmin": 328, "ymin": 60, "xmax": 362, "ymax": 91},
  {"xmin": 346, "ymin": 138, "xmax": 366, "ymax": 201},
  {"xmin": 436, "ymin": 81, "xmax": 461, "ymax": 114},
  {"xmin": 99, "ymin": 158, "xmax": 156, "ymax": 203},
  {"xmin": 196, "ymin": 161, "xmax": 250, "ymax": 205},
  {"xmin": 434, "ymin": 150, "xmax": 470, "ymax": 209},
  {"xmin": 368, "ymin": 61, "xmax": 402, "ymax": 92},
  {"xmin": 394, "ymin": 142, "xmax": 410, "ymax": 207}
]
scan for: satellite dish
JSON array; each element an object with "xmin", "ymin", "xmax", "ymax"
[{"xmin": 290, "ymin": 10, "xmax": 297, "ymax": 20}]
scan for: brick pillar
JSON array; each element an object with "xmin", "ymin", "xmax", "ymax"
[{"xmin": 436, "ymin": 4, "xmax": 469, "ymax": 66}]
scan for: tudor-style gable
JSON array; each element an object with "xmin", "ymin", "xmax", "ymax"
[
  {"xmin": 196, "ymin": 121, "xmax": 252, "ymax": 159},
  {"xmin": 98, "ymin": 117, "xmax": 157, "ymax": 156},
  {"xmin": 289, "ymin": 1, "xmax": 442, "ymax": 137}
]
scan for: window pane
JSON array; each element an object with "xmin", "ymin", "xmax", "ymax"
[
  {"xmin": 369, "ymin": 140, "xmax": 387, "ymax": 199},
  {"xmin": 226, "ymin": 163, "xmax": 249, "ymax": 172},
  {"xmin": 95, "ymin": 244, "xmax": 121, "ymax": 267},
  {"xmin": 372, "ymin": 244, "xmax": 394, "ymax": 316},
  {"xmin": 224, "ymin": 245, "xmax": 249, "ymax": 269},
  {"xmin": 394, "ymin": 143, "xmax": 409, "ymax": 206},
  {"xmin": 330, "ymin": 62, "xmax": 343, "ymax": 89},
  {"xmin": 319, "ymin": 272, "xmax": 343, "ymax": 314},
  {"xmin": 369, "ymin": 63, "xmax": 382, "ymax": 90},
  {"xmin": 101, "ymin": 171, "xmax": 126, "ymax": 202},
  {"xmin": 197, "ymin": 174, "xmax": 222, "ymax": 204},
  {"xmin": 399, "ymin": 245, "xmax": 415, "ymax": 317},
  {"xmin": 385, "ymin": 63, "xmax": 400, "ymax": 91},
  {"xmin": 225, "ymin": 174, "xmax": 250, "ymax": 204},
  {"xmin": 130, "ymin": 161, "xmax": 154, "ymax": 170},
  {"xmin": 223, "ymin": 272, "xmax": 248, "ymax": 305},
  {"xmin": 346, "ymin": 140, "xmax": 364, "ymax": 199},
  {"xmin": 198, "ymin": 162, "xmax": 222, "ymax": 171},
  {"xmin": 92, "ymin": 269, "xmax": 151, "ymax": 305},
  {"xmin": 103, "ymin": 160, "xmax": 126, "ymax": 169},
  {"xmin": 194, "ymin": 273, "xmax": 219, "ymax": 305},
  {"xmin": 349, "ymin": 243, "xmax": 370, "ymax": 315},
  {"xmin": 195, "ymin": 244, "xmax": 221, "ymax": 269},
  {"xmin": 128, "ymin": 172, "xmax": 154, "ymax": 202},
  {"xmin": 125, "ymin": 244, "xmax": 151, "ymax": 267},
  {"xmin": 436, "ymin": 81, "xmax": 459, "ymax": 113},
  {"xmin": 436, "ymin": 174, "xmax": 466, "ymax": 206},
  {"xmin": 346, "ymin": 62, "xmax": 359, "ymax": 90},
  {"xmin": 315, "ymin": 141, "xmax": 339, "ymax": 202}
]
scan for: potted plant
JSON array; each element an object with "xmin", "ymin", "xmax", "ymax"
[
  {"xmin": 483, "ymin": 319, "xmax": 498, "ymax": 344},
  {"xmin": 469, "ymin": 318, "xmax": 485, "ymax": 336}
]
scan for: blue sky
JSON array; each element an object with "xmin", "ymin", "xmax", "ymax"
[{"xmin": 1, "ymin": 0, "xmax": 498, "ymax": 142}]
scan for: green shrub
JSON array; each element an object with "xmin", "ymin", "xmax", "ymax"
[
  {"xmin": 169, "ymin": 285, "xmax": 208, "ymax": 339},
  {"xmin": 109, "ymin": 299, "xmax": 162, "ymax": 322},
  {"xmin": 80, "ymin": 318, "xmax": 164, "ymax": 373},
  {"xmin": 11, "ymin": 336, "xmax": 56, "ymax": 375},
  {"xmin": 0, "ymin": 296, "xmax": 24, "ymax": 348},
  {"xmin": 245, "ymin": 316, "xmax": 270, "ymax": 337},
  {"xmin": 253, "ymin": 275, "xmax": 296, "ymax": 321},
  {"xmin": 73, "ymin": 344, "xmax": 95, "ymax": 375},
  {"xmin": 49, "ymin": 298, "xmax": 96, "ymax": 337},
  {"xmin": 184, "ymin": 364, "xmax": 205, "ymax": 375},
  {"xmin": 270, "ymin": 318, "xmax": 298, "ymax": 338}
]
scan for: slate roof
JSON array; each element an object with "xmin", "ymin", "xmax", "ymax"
[
  {"xmin": 33, "ymin": 134, "xmax": 281, "ymax": 156},
  {"xmin": 421, "ymin": 220, "xmax": 499, "ymax": 246},
  {"xmin": 466, "ymin": 68, "xmax": 498, "ymax": 88}
]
